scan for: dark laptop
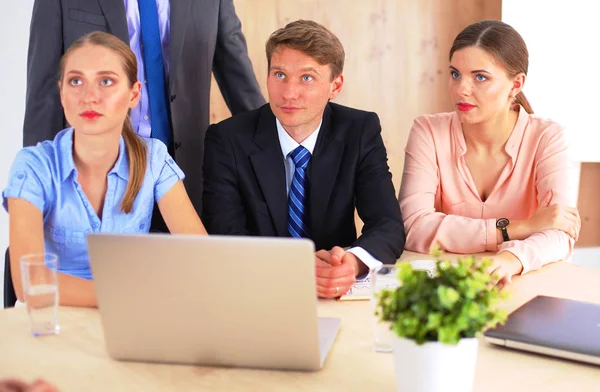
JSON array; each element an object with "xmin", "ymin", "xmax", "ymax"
[{"xmin": 484, "ymin": 296, "xmax": 600, "ymax": 365}]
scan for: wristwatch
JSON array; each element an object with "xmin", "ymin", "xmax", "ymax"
[{"xmin": 496, "ymin": 218, "xmax": 510, "ymax": 242}]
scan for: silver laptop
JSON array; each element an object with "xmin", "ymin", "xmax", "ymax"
[
  {"xmin": 87, "ymin": 233, "xmax": 340, "ymax": 371},
  {"xmin": 484, "ymin": 295, "xmax": 600, "ymax": 365}
]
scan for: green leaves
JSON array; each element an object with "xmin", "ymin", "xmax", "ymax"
[
  {"xmin": 375, "ymin": 251, "xmax": 508, "ymax": 345},
  {"xmin": 438, "ymin": 286, "xmax": 460, "ymax": 309}
]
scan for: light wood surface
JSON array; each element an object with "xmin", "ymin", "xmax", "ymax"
[
  {"xmin": 209, "ymin": 0, "xmax": 502, "ymax": 193},
  {"xmin": 1, "ymin": 252, "xmax": 600, "ymax": 391},
  {"xmin": 576, "ymin": 163, "xmax": 600, "ymax": 246}
]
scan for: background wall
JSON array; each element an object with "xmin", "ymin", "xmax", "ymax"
[
  {"xmin": 0, "ymin": 0, "xmax": 34, "ymax": 294},
  {"xmin": 503, "ymin": 0, "xmax": 600, "ymax": 246}
]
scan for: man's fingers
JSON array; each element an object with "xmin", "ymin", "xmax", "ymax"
[
  {"xmin": 315, "ymin": 274, "xmax": 356, "ymax": 289},
  {"xmin": 329, "ymin": 246, "xmax": 345, "ymax": 265},
  {"xmin": 316, "ymin": 262, "xmax": 355, "ymax": 279},
  {"xmin": 315, "ymin": 249, "xmax": 331, "ymax": 262},
  {"xmin": 314, "ymin": 255, "xmax": 331, "ymax": 268},
  {"xmin": 317, "ymin": 285, "xmax": 338, "ymax": 298},
  {"xmin": 316, "ymin": 283, "xmax": 353, "ymax": 298}
]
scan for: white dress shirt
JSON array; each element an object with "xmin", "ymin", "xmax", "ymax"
[{"xmin": 275, "ymin": 119, "xmax": 382, "ymax": 275}]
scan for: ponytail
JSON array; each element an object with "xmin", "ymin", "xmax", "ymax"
[
  {"xmin": 515, "ymin": 91, "xmax": 533, "ymax": 114},
  {"xmin": 120, "ymin": 116, "xmax": 148, "ymax": 213}
]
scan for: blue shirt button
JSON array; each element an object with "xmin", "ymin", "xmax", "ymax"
[
  {"xmin": 168, "ymin": 159, "xmax": 174, "ymax": 164},
  {"xmin": 139, "ymin": 223, "xmax": 144, "ymax": 229},
  {"xmin": 92, "ymin": 223, "xmax": 99, "ymax": 229},
  {"xmin": 84, "ymin": 202, "xmax": 89, "ymax": 207},
  {"xmin": 17, "ymin": 174, "xmax": 24, "ymax": 180}
]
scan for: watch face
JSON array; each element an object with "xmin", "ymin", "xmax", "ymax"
[{"xmin": 496, "ymin": 218, "xmax": 510, "ymax": 229}]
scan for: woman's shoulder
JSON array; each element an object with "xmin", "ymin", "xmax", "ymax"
[
  {"xmin": 519, "ymin": 111, "xmax": 567, "ymax": 149},
  {"xmin": 139, "ymin": 136, "xmax": 181, "ymax": 175},
  {"xmin": 409, "ymin": 112, "xmax": 458, "ymax": 143},
  {"xmin": 14, "ymin": 128, "xmax": 73, "ymax": 170},
  {"xmin": 412, "ymin": 112, "xmax": 456, "ymax": 131},
  {"xmin": 524, "ymin": 112, "xmax": 565, "ymax": 134},
  {"xmin": 139, "ymin": 137, "xmax": 174, "ymax": 167}
]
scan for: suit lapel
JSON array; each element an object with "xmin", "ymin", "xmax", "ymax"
[
  {"xmin": 168, "ymin": 0, "xmax": 193, "ymax": 90},
  {"xmin": 97, "ymin": 0, "xmax": 129, "ymax": 42},
  {"xmin": 309, "ymin": 104, "xmax": 345, "ymax": 238},
  {"xmin": 250, "ymin": 107, "xmax": 289, "ymax": 237}
]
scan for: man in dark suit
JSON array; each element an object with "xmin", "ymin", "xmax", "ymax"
[
  {"xmin": 23, "ymin": 0, "xmax": 265, "ymax": 216},
  {"xmin": 203, "ymin": 20, "xmax": 405, "ymax": 298}
]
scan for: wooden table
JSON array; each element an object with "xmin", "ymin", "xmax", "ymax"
[{"xmin": 1, "ymin": 252, "xmax": 600, "ymax": 391}]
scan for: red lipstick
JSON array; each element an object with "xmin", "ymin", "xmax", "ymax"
[
  {"xmin": 457, "ymin": 102, "xmax": 475, "ymax": 112},
  {"xmin": 80, "ymin": 110, "xmax": 102, "ymax": 120}
]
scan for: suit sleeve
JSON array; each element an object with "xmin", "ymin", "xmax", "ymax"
[
  {"xmin": 352, "ymin": 113, "xmax": 406, "ymax": 264},
  {"xmin": 23, "ymin": 0, "xmax": 65, "ymax": 147},
  {"xmin": 202, "ymin": 124, "xmax": 249, "ymax": 235},
  {"xmin": 212, "ymin": 0, "xmax": 265, "ymax": 114}
]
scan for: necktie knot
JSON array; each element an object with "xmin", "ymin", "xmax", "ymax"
[{"xmin": 290, "ymin": 145, "xmax": 311, "ymax": 169}]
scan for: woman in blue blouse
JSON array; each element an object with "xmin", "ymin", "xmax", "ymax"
[{"xmin": 3, "ymin": 32, "xmax": 207, "ymax": 307}]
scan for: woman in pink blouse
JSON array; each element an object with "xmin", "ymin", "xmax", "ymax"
[{"xmin": 399, "ymin": 20, "xmax": 581, "ymax": 286}]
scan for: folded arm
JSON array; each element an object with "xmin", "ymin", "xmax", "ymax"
[
  {"xmin": 498, "ymin": 126, "xmax": 577, "ymax": 273},
  {"xmin": 400, "ymin": 117, "xmax": 577, "ymax": 272}
]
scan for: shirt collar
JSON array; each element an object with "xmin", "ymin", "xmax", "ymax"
[
  {"xmin": 276, "ymin": 118, "xmax": 322, "ymax": 159},
  {"xmin": 109, "ymin": 136, "xmax": 129, "ymax": 181},
  {"xmin": 452, "ymin": 106, "xmax": 529, "ymax": 159},
  {"xmin": 58, "ymin": 128, "xmax": 129, "ymax": 182}
]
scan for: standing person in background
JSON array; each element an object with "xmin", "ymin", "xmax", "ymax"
[
  {"xmin": 399, "ymin": 20, "xmax": 580, "ymax": 288},
  {"xmin": 23, "ymin": 0, "xmax": 265, "ymax": 221}
]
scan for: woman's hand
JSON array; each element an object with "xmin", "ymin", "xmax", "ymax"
[
  {"xmin": 488, "ymin": 252, "xmax": 523, "ymax": 290},
  {"xmin": 510, "ymin": 190, "xmax": 580, "ymax": 241}
]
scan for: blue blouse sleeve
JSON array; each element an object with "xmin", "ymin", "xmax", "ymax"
[
  {"xmin": 148, "ymin": 138, "xmax": 185, "ymax": 202},
  {"xmin": 2, "ymin": 148, "xmax": 52, "ymax": 213}
]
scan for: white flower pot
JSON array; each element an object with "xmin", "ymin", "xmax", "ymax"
[{"xmin": 392, "ymin": 336, "xmax": 479, "ymax": 392}]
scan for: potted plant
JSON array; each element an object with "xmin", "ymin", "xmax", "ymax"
[{"xmin": 375, "ymin": 252, "xmax": 508, "ymax": 392}]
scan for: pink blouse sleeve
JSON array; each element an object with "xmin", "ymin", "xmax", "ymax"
[
  {"xmin": 498, "ymin": 125, "xmax": 576, "ymax": 274},
  {"xmin": 399, "ymin": 117, "xmax": 498, "ymax": 254}
]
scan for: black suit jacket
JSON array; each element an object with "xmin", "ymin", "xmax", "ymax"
[
  {"xmin": 23, "ymin": 0, "xmax": 265, "ymax": 214},
  {"xmin": 202, "ymin": 103, "xmax": 405, "ymax": 264}
]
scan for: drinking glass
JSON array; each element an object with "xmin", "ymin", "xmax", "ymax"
[{"xmin": 20, "ymin": 253, "xmax": 60, "ymax": 336}]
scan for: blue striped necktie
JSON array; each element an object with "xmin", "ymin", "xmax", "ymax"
[
  {"xmin": 138, "ymin": 0, "xmax": 171, "ymax": 147},
  {"xmin": 288, "ymin": 146, "xmax": 311, "ymax": 238}
]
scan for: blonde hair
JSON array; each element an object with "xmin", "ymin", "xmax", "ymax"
[{"xmin": 59, "ymin": 31, "xmax": 148, "ymax": 213}]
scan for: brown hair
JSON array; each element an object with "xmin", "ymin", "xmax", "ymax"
[
  {"xmin": 58, "ymin": 31, "xmax": 147, "ymax": 214},
  {"xmin": 449, "ymin": 20, "xmax": 534, "ymax": 114},
  {"xmin": 266, "ymin": 20, "xmax": 345, "ymax": 79}
]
